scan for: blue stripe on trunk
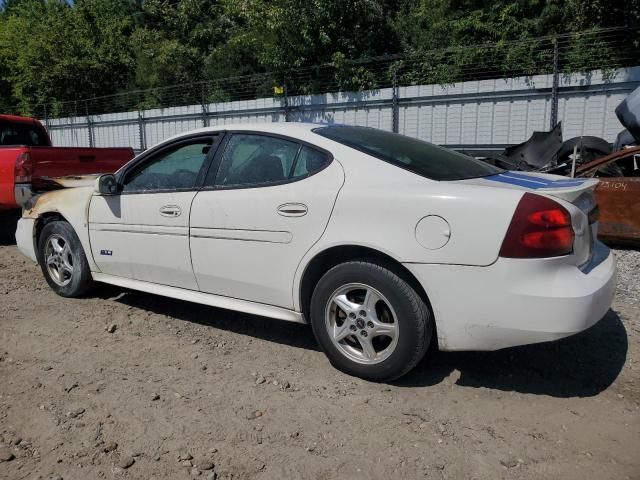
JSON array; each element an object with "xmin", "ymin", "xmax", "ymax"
[{"xmin": 486, "ymin": 172, "xmax": 585, "ymax": 189}]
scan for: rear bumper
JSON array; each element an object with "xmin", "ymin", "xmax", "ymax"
[
  {"xmin": 405, "ymin": 241, "xmax": 616, "ymax": 351},
  {"xmin": 16, "ymin": 217, "xmax": 37, "ymax": 263}
]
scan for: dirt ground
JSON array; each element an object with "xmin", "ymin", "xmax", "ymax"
[{"xmin": 1, "ymin": 241, "xmax": 639, "ymax": 480}]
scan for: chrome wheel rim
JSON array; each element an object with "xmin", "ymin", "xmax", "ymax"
[
  {"xmin": 44, "ymin": 234, "xmax": 74, "ymax": 287},
  {"xmin": 325, "ymin": 283, "xmax": 399, "ymax": 365}
]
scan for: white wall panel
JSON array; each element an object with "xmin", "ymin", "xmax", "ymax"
[{"xmin": 42, "ymin": 67, "xmax": 640, "ymax": 152}]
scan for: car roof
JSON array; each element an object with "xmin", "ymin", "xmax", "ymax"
[{"xmin": 159, "ymin": 122, "xmax": 343, "ymax": 145}]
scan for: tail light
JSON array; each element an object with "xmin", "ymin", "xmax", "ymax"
[
  {"xmin": 500, "ymin": 192, "xmax": 574, "ymax": 258},
  {"xmin": 14, "ymin": 152, "xmax": 33, "ymax": 183}
]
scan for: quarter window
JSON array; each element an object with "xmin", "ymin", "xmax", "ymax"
[
  {"xmin": 292, "ymin": 146, "xmax": 329, "ymax": 178},
  {"xmin": 122, "ymin": 138, "xmax": 213, "ymax": 192}
]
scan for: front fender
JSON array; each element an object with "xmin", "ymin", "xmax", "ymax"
[{"xmin": 22, "ymin": 187, "xmax": 97, "ymax": 271}]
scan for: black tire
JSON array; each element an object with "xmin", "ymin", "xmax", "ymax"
[
  {"xmin": 310, "ymin": 260, "xmax": 433, "ymax": 382},
  {"xmin": 37, "ymin": 220, "xmax": 94, "ymax": 297}
]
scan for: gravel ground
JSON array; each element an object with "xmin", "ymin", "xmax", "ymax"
[
  {"xmin": 615, "ymin": 249, "xmax": 640, "ymax": 307},
  {"xmin": 0, "ymin": 243, "xmax": 639, "ymax": 480}
]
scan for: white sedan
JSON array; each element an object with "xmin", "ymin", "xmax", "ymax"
[{"xmin": 15, "ymin": 123, "xmax": 616, "ymax": 381}]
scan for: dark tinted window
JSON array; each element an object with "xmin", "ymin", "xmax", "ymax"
[
  {"xmin": 122, "ymin": 138, "xmax": 213, "ymax": 192},
  {"xmin": 314, "ymin": 126, "xmax": 502, "ymax": 181},
  {"xmin": 0, "ymin": 121, "xmax": 48, "ymax": 146}
]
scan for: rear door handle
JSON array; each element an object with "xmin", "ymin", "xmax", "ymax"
[
  {"xmin": 277, "ymin": 203, "xmax": 308, "ymax": 217},
  {"xmin": 159, "ymin": 205, "xmax": 182, "ymax": 217}
]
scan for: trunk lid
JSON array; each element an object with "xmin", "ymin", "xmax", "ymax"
[
  {"xmin": 458, "ymin": 171, "xmax": 598, "ymax": 202},
  {"xmin": 458, "ymin": 171, "xmax": 599, "ymax": 265}
]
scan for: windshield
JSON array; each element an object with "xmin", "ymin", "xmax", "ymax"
[{"xmin": 313, "ymin": 126, "xmax": 502, "ymax": 181}]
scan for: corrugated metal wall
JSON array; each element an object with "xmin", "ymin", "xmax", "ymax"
[{"xmin": 46, "ymin": 67, "xmax": 640, "ymax": 152}]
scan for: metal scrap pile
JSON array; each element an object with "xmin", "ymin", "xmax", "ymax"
[{"xmin": 484, "ymin": 86, "xmax": 640, "ymax": 246}]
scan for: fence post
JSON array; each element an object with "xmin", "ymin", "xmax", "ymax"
[
  {"xmin": 43, "ymin": 104, "xmax": 50, "ymax": 131},
  {"xmin": 138, "ymin": 110, "xmax": 147, "ymax": 151},
  {"xmin": 392, "ymin": 65, "xmax": 399, "ymax": 133},
  {"xmin": 201, "ymin": 83, "xmax": 209, "ymax": 127},
  {"xmin": 85, "ymin": 100, "xmax": 94, "ymax": 148},
  {"xmin": 550, "ymin": 37, "xmax": 560, "ymax": 129},
  {"xmin": 283, "ymin": 79, "xmax": 290, "ymax": 122}
]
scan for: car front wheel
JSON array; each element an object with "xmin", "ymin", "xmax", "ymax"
[
  {"xmin": 38, "ymin": 220, "xmax": 94, "ymax": 297},
  {"xmin": 310, "ymin": 260, "xmax": 433, "ymax": 381}
]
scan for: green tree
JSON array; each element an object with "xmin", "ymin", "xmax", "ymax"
[
  {"xmin": 212, "ymin": 0, "xmax": 399, "ymax": 73},
  {"xmin": 0, "ymin": 0, "xmax": 135, "ymax": 115},
  {"xmin": 0, "ymin": 0, "xmax": 638, "ymax": 115}
]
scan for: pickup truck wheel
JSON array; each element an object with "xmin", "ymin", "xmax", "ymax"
[
  {"xmin": 38, "ymin": 221, "xmax": 93, "ymax": 297},
  {"xmin": 310, "ymin": 261, "xmax": 433, "ymax": 382}
]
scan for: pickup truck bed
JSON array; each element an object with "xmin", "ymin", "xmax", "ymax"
[{"xmin": 1, "ymin": 114, "xmax": 134, "ymax": 210}]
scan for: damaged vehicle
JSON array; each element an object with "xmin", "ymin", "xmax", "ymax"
[
  {"xmin": 575, "ymin": 146, "xmax": 640, "ymax": 246},
  {"xmin": 483, "ymin": 86, "xmax": 640, "ymax": 246},
  {"xmin": 15, "ymin": 124, "xmax": 616, "ymax": 381}
]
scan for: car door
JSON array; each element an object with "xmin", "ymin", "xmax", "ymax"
[
  {"xmin": 89, "ymin": 134, "xmax": 220, "ymax": 288},
  {"xmin": 189, "ymin": 132, "xmax": 344, "ymax": 309}
]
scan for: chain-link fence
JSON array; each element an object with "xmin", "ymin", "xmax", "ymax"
[{"xmin": 8, "ymin": 27, "xmax": 640, "ymax": 153}]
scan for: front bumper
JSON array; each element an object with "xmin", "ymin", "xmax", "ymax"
[
  {"xmin": 405, "ymin": 241, "xmax": 616, "ymax": 351},
  {"xmin": 15, "ymin": 217, "xmax": 37, "ymax": 263}
]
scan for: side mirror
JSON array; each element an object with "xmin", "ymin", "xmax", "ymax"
[{"xmin": 95, "ymin": 174, "xmax": 120, "ymax": 195}]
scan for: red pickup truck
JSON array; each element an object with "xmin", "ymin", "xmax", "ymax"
[{"xmin": 0, "ymin": 114, "xmax": 134, "ymax": 211}]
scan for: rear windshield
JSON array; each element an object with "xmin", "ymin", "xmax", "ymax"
[
  {"xmin": 0, "ymin": 121, "xmax": 49, "ymax": 146},
  {"xmin": 313, "ymin": 126, "xmax": 502, "ymax": 181}
]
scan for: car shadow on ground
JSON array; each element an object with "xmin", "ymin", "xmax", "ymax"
[
  {"xmin": 398, "ymin": 309, "xmax": 627, "ymax": 398},
  {"xmin": 113, "ymin": 289, "xmax": 320, "ymax": 352},
  {"xmin": 0, "ymin": 211, "xmax": 20, "ymax": 246},
  {"xmin": 111, "ymin": 289, "xmax": 627, "ymax": 398}
]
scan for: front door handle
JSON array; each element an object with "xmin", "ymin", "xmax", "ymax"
[
  {"xmin": 277, "ymin": 203, "xmax": 308, "ymax": 217},
  {"xmin": 159, "ymin": 205, "xmax": 182, "ymax": 217}
]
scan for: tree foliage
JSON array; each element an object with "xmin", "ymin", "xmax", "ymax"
[{"xmin": 0, "ymin": 0, "xmax": 638, "ymax": 114}]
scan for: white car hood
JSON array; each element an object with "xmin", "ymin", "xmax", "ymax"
[{"xmin": 45, "ymin": 174, "xmax": 101, "ymax": 189}]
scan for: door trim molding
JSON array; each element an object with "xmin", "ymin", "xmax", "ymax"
[
  {"xmin": 190, "ymin": 227, "xmax": 293, "ymax": 244},
  {"xmin": 89, "ymin": 223, "xmax": 188, "ymax": 236}
]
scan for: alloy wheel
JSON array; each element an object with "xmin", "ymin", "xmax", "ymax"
[
  {"xmin": 44, "ymin": 234, "xmax": 74, "ymax": 287},
  {"xmin": 325, "ymin": 283, "xmax": 399, "ymax": 365}
]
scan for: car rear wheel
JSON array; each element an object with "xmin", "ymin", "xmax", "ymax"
[
  {"xmin": 310, "ymin": 260, "xmax": 433, "ymax": 381},
  {"xmin": 38, "ymin": 221, "xmax": 94, "ymax": 297}
]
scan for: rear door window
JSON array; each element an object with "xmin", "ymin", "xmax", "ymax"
[
  {"xmin": 210, "ymin": 134, "xmax": 331, "ymax": 188},
  {"xmin": 215, "ymin": 134, "xmax": 299, "ymax": 186}
]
